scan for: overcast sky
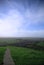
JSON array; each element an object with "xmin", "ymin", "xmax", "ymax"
[{"xmin": 0, "ymin": 0, "xmax": 44, "ymax": 37}]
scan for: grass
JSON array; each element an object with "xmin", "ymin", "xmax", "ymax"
[
  {"xmin": 0, "ymin": 47, "xmax": 6, "ymax": 64},
  {"xmin": 10, "ymin": 46, "xmax": 44, "ymax": 65}
]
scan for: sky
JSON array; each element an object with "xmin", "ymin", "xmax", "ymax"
[{"xmin": 0, "ymin": 0, "xmax": 44, "ymax": 37}]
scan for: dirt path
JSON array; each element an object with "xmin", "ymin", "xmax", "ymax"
[{"xmin": 3, "ymin": 48, "xmax": 15, "ymax": 65}]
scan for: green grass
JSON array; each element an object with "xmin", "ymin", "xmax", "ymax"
[
  {"xmin": 0, "ymin": 47, "xmax": 6, "ymax": 64},
  {"xmin": 10, "ymin": 46, "xmax": 44, "ymax": 65}
]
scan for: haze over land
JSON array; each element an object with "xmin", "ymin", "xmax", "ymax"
[{"xmin": 0, "ymin": 0, "xmax": 44, "ymax": 37}]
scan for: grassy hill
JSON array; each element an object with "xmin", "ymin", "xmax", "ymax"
[
  {"xmin": 10, "ymin": 46, "xmax": 44, "ymax": 65},
  {"xmin": 0, "ymin": 47, "xmax": 6, "ymax": 64}
]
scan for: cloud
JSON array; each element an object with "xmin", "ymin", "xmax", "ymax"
[
  {"xmin": 24, "ymin": 8, "xmax": 44, "ymax": 23},
  {"xmin": 0, "ymin": 0, "xmax": 44, "ymax": 37},
  {"xmin": 15, "ymin": 30, "xmax": 44, "ymax": 37},
  {"xmin": 0, "ymin": 9, "xmax": 25, "ymax": 37}
]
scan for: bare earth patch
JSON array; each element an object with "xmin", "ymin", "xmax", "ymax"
[{"xmin": 3, "ymin": 48, "xmax": 15, "ymax": 65}]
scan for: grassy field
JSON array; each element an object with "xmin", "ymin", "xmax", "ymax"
[
  {"xmin": 10, "ymin": 46, "xmax": 44, "ymax": 65},
  {"xmin": 0, "ymin": 47, "xmax": 6, "ymax": 64}
]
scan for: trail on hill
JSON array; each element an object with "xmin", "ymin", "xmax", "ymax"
[{"xmin": 3, "ymin": 48, "xmax": 15, "ymax": 65}]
